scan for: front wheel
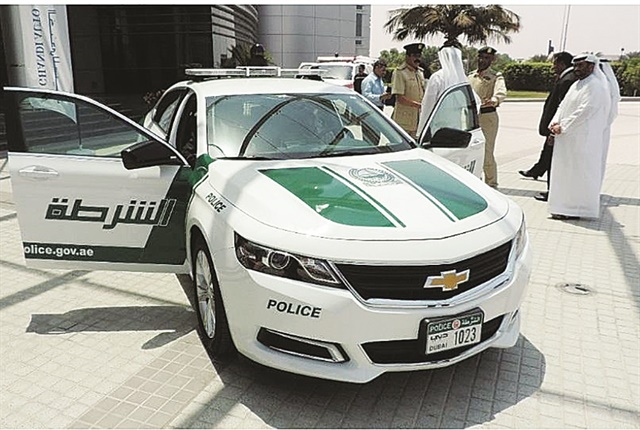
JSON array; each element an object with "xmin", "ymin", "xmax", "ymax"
[{"xmin": 192, "ymin": 238, "xmax": 235, "ymax": 360}]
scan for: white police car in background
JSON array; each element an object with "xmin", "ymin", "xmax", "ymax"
[
  {"xmin": 299, "ymin": 56, "xmax": 375, "ymax": 90},
  {"xmin": 4, "ymin": 67, "xmax": 530, "ymax": 383}
]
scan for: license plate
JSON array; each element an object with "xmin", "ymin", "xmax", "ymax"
[{"xmin": 424, "ymin": 311, "xmax": 483, "ymax": 355}]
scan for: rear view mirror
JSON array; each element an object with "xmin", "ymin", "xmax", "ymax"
[
  {"xmin": 121, "ymin": 140, "xmax": 184, "ymax": 170},
  {"xmin": 423, "ymin": 127, "xmax": 471, "ymax": 149}
]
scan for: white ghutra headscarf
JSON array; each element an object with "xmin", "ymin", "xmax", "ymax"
[
  {"xmin": 572, "ymin": 53, "xmax": 613, "ymax": 123},
  {"xmin": 417, "ymin": 46, "xmax": 470, "ymax": 137},
  {"xmin": 438, "ymin": 46, "xmax": 468, "ymax": 87},
  {"xmin": 598, "ymin": 58, "xmax": 621, "ymax": 124},
  {"xmin": 597, "ymin": 56, "xmax": 621, "ymax": 184}
]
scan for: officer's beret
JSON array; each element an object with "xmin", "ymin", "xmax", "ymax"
[
  {"xmin": 478, "ymin": 46, "xmax": 497, "ymax": 55},
  {"xmin": 404, "ymin": 43, "xmax": 425, "ymax": 55},
  {"xmin": 573, "ymin": 53, "xmax": 597, "ymax": 64}
]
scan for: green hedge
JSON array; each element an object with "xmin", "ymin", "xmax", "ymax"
[
  {"xmin": 502, "ymin": 62, "xmax": 555, "ymax": 92},
  {"xmin": 386, "ymin": 59, "xmax": 640, "ymax": 96},
  {"xmin": 503, "ymin": 60, "xmax": 640, "ymax": 96},
  {"xmin": 613, "ymin": 59, "xmax": 640, "ymax": 96}
]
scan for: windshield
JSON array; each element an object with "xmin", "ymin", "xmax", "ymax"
[
  {"xmin": 310, "ymin": 64, "xmax": 353, "ymax": 80},
  {"xmin": 206, "ymin": 93, "xmax": 414, "ymax": 159}
]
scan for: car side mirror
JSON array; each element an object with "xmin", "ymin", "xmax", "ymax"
[
  {"xmin": 121, "ymin": 140, "xmax": 184, "ymax": 170},
  {"xmin": 423, "ymin": 127, "xmax": 471, "ymax": 149}
]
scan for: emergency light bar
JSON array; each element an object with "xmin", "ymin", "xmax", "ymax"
[
  {"xmin": 316, "ymin": 55, "xmax": 377, "ymax": 64},
  {"xmin": 185, "ymin": 67, "xmax": 327, "ymax": 80}
]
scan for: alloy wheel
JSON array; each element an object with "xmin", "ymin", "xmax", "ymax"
[{"xmin": 195, "ymin": 249, "xmax": 216, "ymax": 338}]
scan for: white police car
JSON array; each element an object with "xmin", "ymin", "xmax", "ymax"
[
  {"xmin": 4, "ymin": 68, "xmax": 530, "ymax": 383},
  {"xmin": 301, "ymin": 62, "xmax": 371, "ymax": 90},
  {"xmin": 298, "ymin": 55, "xmax": 376, "ymax": 90}
]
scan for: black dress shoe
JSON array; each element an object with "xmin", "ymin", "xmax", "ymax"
[
  {"xmin": 551, "ymin": 214, "xmax": 580, "ymax": 220},
  {"xmin": 518, "ymin": 170, "xmax": 539, "ymax": 180},
  {"xmin": 533, "ymin": 192, "xmax": 548, "ymax": 202}
]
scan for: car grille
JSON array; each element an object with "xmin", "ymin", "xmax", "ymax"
[
  {"xmin": 335, "ymin": 240, "xmax": 512, "ymax": 301},
  {"xmin": 361, "ymin": 315, "xmax": 505, "ymax": 364}
]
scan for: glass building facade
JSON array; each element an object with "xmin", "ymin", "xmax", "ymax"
[
  {"xmin": 66, "ymin": 5, "xmax": 259, "ymax": 95},
  {"xmin": 0, "ymin": 4, "xmax": 368, "ymax": 119}
]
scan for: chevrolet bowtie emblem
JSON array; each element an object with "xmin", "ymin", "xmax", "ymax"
[{"xmin": 424, "ymin": 269, "xmax": 470, "ymax": 291}]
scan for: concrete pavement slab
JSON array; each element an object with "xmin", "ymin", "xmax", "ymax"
[{"xmin": 1, "ymin": 102, "xmax": 638, "ymax": 428}]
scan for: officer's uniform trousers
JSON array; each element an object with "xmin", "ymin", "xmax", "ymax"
[
  {"xmin": 469, "ymin": 68, "xmax": 506, "ymax": 188},
  {"xmin": 479, "ymin": 108, "xmax": 499, "ymax": 187}
]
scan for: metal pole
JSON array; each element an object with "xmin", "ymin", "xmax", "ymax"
[
  {"xmin": 560, "ymin": 5, "xmax": 571, "ymax": 52},
  {"xmin": 0, "ymin": 5, "xmax": 28, "ymax": 86}
]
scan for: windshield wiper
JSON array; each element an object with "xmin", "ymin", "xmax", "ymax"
[
  {"xmin": 314, "ymin": 149, "xmax": 378, "ymax": 158},
  {"xmin": 218, "ymin": 156, "xmax": 276, "ymax": 160}
]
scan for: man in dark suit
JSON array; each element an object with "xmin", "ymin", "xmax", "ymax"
[{"xmin": 519, "ymin": 51, "xmax": 577, "ymax": 201}]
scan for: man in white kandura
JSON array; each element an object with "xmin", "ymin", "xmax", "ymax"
[
  {"xmin": 417, "ymin": 43, "xmax": 470, "ymax": 137},
  {"xmin": 547, "ymin": 53, "xmax": 611, "ymax": 220},
  {"xmin": 598, "ymin": 57, "xmax": 621, "ymax": 185}
]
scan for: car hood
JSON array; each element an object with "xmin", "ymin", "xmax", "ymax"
[{"xmin": 206, "ymin": 149, "xmax": 509, "ymax": 240}]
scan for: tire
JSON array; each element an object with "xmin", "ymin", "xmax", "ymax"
[{"xmin": 192, "ymin": 237, "xmax": 236, "ymax": 360}]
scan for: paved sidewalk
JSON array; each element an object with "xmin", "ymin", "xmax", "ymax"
[{"xmin": 1, "ymin": 102, "xmax": 639, "ymax": 429}]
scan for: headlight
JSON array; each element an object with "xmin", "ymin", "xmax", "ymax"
[
  {"xmin": 513, "ymin": 215, "xmax": 527, "ymax": 259},
  {"xmin": 235, "ymin": 233, "xmax": 345, "ymax": 288}
]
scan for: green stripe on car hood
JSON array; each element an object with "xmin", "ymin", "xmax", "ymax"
[
  {"xmin": 261, "ymin": 167, "xmax": 395, "ymax": 227},
  {"xmin": 383, "ymin": 159, "xmax": 487, "ymax": 220}
]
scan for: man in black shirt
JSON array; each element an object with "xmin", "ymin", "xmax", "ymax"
[
  {"xmin": 353, "ymin": 64, "xmax": 367, "ymax": 94},
  {"xmin": 247, "ymin": 43, "xmax": 269, "ymax": 67}
]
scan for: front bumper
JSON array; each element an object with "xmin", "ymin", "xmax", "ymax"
[{"xmin": 214, "ymin": 241, "xmax": 532, "ymax": 383}]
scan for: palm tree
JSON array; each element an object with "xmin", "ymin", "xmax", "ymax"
[
  {"xmin": 384, "ymin": 5, "xmax": 520, "ymax": 48},
  {"xmin": 227, "ymin": 44, "xmax": 252, "ymax": 67}
]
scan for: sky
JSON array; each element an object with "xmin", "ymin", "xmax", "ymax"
[{"xmin": 370, "ymin": 4, "xmax": 640, "ymax": 60}]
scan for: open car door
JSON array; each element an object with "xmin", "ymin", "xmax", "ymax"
[
  {"xmin": 418, "ymin": 83, "xmax": 485, "ymax": 178},
  {"xmin": 5, "ymin": 87, "xmax": 192, "ymax": 273}
]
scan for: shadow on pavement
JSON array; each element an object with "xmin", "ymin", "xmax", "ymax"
[
  {"xmin": 501, "ymin": 188, "xmax": 640, "ymax": 310},
  {"xmin": 0, "ymin": 260, "xmax": 90, "ymax": 312},
  {"xmin": 175, "ymin": 335, "xmax": 544, "ymax": 428},
  {"xmin": 26, "ymin": 305, "xmax": 195, "ymax": 349},
  {"xmin": 574, "ymin": 200, "xmax": 640, "ymax": 310},
  {"xmin": 500, "ymin": 187, "xmax": 640, "ymax": 208}
]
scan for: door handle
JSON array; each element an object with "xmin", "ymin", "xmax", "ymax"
[{"xmin": 18, "ymin": 165, "xmax": 60, "ymax": 180}]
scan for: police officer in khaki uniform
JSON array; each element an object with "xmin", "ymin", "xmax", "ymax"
[
  {"xmin": 391, "ymin": 43, "xmax": 426, "ymax": 139},
  {"xmin": 468, "ymin": 46, "xmax": 507, "ymax": 188}
]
